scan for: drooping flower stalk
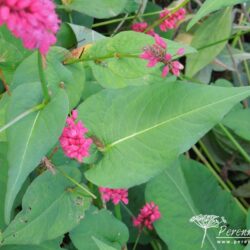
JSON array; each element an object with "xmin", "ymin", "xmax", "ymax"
[{"xmin": 140, "ymin": 34, "xmax": 185, "ymax": 77}]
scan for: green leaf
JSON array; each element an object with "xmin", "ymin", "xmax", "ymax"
[
  {"xmin": 187, "ymin": 0, "xmax": 249, "ymax": 30},
  {"xmin": 0, "ymin": 94, "xmax": 9, "ymax": 141},
  {"xmin": 0, "ymin": 238, "xmax": 62, "ymax": 250},
  {"xmin": 145, "ymin": 157, "xmax": 246, "ymax": 250},
  {"xmin": 5, "ymin": 82, "xmax": 69, "ymax": 224},
  {"xmin": 186, "ymin": 9, "xmax": 232, "ymax": 77},
  {"xmin": 70, "ymin": 208, "xmax": 129, "ymax": 250},
  {"xmin": 2, "ymin": 166, "xmax": 90, "ymax": 245},
  {"xmin": 78, "ymin": 81, "xmax": 250, "ymax": 188},
  {"xmin": 222, "ymin": 108, "xmax": 250, "ymax": 141},
  {"xmin": 67, "ymin": 0, "xmax": 127, "ymax": 19},
  {"xmin": 0, "ymin": 142, "xmax": 8, "ymax": 230}
]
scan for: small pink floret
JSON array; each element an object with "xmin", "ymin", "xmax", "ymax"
[
  {"xmin": 0, "ymin": 0, "xmax": 60, "ymax": 54},
  {"xmin": 99, "ymin": 187, "xmax": 129, "ymax": 205},
  {"xmin": 59, "ymin": 110, "xmax": 92, "ymax": 163},
  {"xmin": 133, "ymin": 202, "xmax": 161, "ymax": 230}
]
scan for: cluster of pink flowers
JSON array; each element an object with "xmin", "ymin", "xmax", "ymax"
[
  {"xmin": 131, "ymin": 8, "xmax": 186, "ymax": 35},
  {"xmin": 59, "ymin": 110, "xmax": 92, "ymax": 163},
  {"xmin": 0, "ymin": 0, "xmax": 60, "ymax": 54},
  {"xmin": 99, "ymin": 187, "xmax": 129, "ymax": 205},
  {"xmin": 159, "ymin": 8, "xmax": 186, "ymax": 32},
  {"xmin": 131, "ymin": 22, "xmax": 155, "ymax": 36},
  {"xmin": 140, "ymin": 34, "xmax": 184, "ymax": 77},
  {"xmin": 133, "ymin": 202, "xmax": 161, "ymax": 230}
]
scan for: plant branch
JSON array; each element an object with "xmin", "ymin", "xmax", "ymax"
[
  {"xmin": 38, "ymin": 52, "xmax": 50, "ymax": 104},
  {"xmin": 218, "ymin": 123, "xmax": 250, "ymax": 163},
  {"xmin": 0, "ymin": 103, "xmax": 45, "ymax": 134},
  {"xmin": 192, "ymin": 145, "xmax": 247, "ymax": 214}
]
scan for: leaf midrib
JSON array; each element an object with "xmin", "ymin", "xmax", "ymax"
[
  {"xmin": 6, "ymin": 111, "xmax": 40, "ymax": 212},
  {"xmin": 108, "ymin": 90, "xmax": 249, "ymax": 148},
  {"xmin": 165, "ymin": 170, "xmax": 217, "ymax": 249}
]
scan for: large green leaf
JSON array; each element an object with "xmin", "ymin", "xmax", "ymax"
[
  {"xmin": 0, "ymin": 142, "xmax": 8, "ymax": 230},
  {"xmin": 186, "ymin": 9, "xmax": 232, "ymax": 77},
  {"xmin": 78, "ymin": 81, "xmax": 250, "ymax": 188},
  {"xmin": 1, "ymin": 166, "xmax": 90, "ymax": 245},
  {"xmin": 0, "ymin": 238, "xmax": 62, "ymax": 250},
  {"xmin": 67, "ymin": 0, "xmax": 127, "ymax": 19},
  {"xmin": 145, "ymin": 157, "xmax": 246, "ymax": 250},
  {"xmin": 187, "ymin": 0, "xmax": 249, "ymax": 30},
  {"xmin": 5, "ymin": 83, "xmax": 69, "ymax": 223},
  {"xmin": 70, "ymin": 208, "xmax": 129, "ymax": 250}
]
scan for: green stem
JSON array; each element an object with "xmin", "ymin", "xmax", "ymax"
[
  {"xmin": 114, "ymin": 203, "xmax": 122, "ymax": 220},
  {"xmin": 56, "ymin": 167, "xmax": 97, "ymax": 199},
  {"xmin": 218, "ymin": 123, "xmax": 250, "ymax": 163},
  {"xmin": 192, "ymin": 145, "xmax": 247, "ymax": 214},
  {"xmin": 133, "ymin": 231, "xmax": 142, "ymax": 250},
  {"xmin": 144, "ymin": 0, "xmax": 190, "ymax": 33},
  {"xmin": 198, "ymin": 140, "xmax": 249, "ymax": 208},
  {"xmin": 64, "ymin": 53, "xmax": 138, "ymax": 65},
  {"xmin": 238, "ymin": 39, "xmax": 250, "ymax": 85},
  {"xmin": 0, "ymin": 103, "xmax": 45, "ymax": 133},
  {"xmin": 38, "ymin": 52, "xmax": 50, "ymax": 104}
]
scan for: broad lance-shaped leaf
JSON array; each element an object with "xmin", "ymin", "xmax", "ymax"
[
  {"xmin": 5, "ymin": 82, "xmax": 69, "ymax": 223},
  {"xmin": 70, "ymin": 208, "xmax": 129, "ymax": 250},
  {"xmin": 145, "ymin": 157, "xmax": 246, "ymax": 250},
  {"xmin": 187, "ymin": 0, "xmax": 249, "ymax": 30},
  {"xmin": 1, "ymin": 166, "xmax": 91, "ymax": 246},
  {"xmin": 185, "ymin": 9, "xmax": 232, "ymax": 78},
  {"xmin": 78, "ymin": 81, "xmax": 250, "ymax": 188}
]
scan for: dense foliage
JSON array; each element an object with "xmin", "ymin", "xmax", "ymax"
[{"xmin": 1, "ymin": 0, "xmax": 250, "ymax": 249}]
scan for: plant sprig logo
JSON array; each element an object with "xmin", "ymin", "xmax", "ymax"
[
  {"xmin": 190, "ymin": 214, "xmax": 250, "ymax": 248},
  {"xmin": 190, "ymin": 215, "xmax": 227, "ymax": 248}
]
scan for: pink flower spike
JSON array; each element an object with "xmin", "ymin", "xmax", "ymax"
[
  {"xmin": 133, "ymin": 202, "xmax": 161, "ymax": 230},
  {"xmin": 99, "ymin": 187, "xmax": 129, "ymax": 205},
  {"xmin": 0, "ymin": 0, "xmax": 60, "ymax": 54},
  {"xmin": 154, "ymin": 34, "xmax": 166, "ymax": 49},
  {"xmin": 177, "ymin": 48, "xmax": 185, "ymax": 56},
  {"xmin": 59, "ymin": 109, "xmax": 92, "ymax": 163}
]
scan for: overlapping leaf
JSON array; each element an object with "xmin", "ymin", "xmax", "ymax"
[
  {"xmin": 78, "ymin": 81, "xmax": 250, "ymax": 188},
  {"xmin": 2, "ymin": 166, "xmax": 90, "ymax": 245},
  {"xmin": 5, "ymin": 83, "xmax": 69, "ymax": 223},
  {"xmin": 145, "ymin": 157, "xmax": 246, "ymax": 250}
]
